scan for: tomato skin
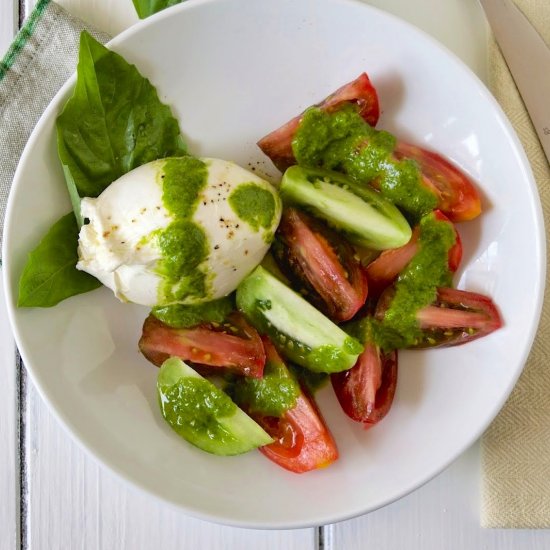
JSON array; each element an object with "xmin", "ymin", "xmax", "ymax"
[
  {"xmin": 138, "ymin": 313, "xmax": 266, "ymax": 378},
  {"xmin": 366, "ymin": 210, "xmax": 462, "ymax": 297},
  {"xmin": 258, "ymin": 393, "xmax": 339, "ymax": 472},
  {"xmin": 274, "ymin": 208, "xmax": 368, "ymax": 322},
  {"xmin": 394, "ymin": 142, "xmax": 482, "ymax": 222},
  {"xmin": 255, "ymin": 338, "xmax": 339, "ymax": 473},
  {"xmin": 433, "ymin": 210, "xmax": 462, "ymax": 271},
  {"xmin": 366, "ymin": 227, "xmax": 420, "ymax": 298},
  {"xmin": 375, "ymin": 286, "xmax": 503, "ymax": 348},
  {"xmin": 413, "ymin": 287, "xmax": 503, "ymax": 347},
  {"xmin": 257, "ymin": 73, "xmax": 380, "ymax": 171},
  {"xmin": 331, "ymin": 340, "xmax": 398, "ymax": 428}
]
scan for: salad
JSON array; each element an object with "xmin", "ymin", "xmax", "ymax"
[{"xmin": 18, "ymin": 32, "xmax": 502, "ymax": 474}]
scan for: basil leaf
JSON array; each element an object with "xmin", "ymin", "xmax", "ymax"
[
  {"xmin": 56, "ymin": 31, "xmax": 186, "ymax": 208},
  {"xmin": 132, "ymin": 0, "xmax": 184, "ymax": 19},
  {"xmin": 18, "ymin": 213, "xmax": 102, "ymax": 308}
]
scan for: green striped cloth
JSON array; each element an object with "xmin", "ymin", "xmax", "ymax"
[{"xmin": 0, "ymin": 0, "xmax": 109, "ymax": 258}]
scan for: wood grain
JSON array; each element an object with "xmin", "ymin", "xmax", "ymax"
[
  {"xmin": 0, "ymin": 0, "xmax": 17, "ymax": 56},
  {"xmin": 327, "ymin": 444, "xmax": 550, "ymax": 550},
  {"xmin": 0, "ymin": 277, "xmax": 18, "ymax": 550},
  {"xmin": 0, "ymin": 5, "xmax": 19, "ymax": 549}
]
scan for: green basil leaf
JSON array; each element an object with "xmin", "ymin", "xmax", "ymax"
[
  {"xmin": 18, "ymin": 213, "xmax": 102, "ymax": 308},
  {"xmin": 56, "ymin": 31, "xmax": 186, "ymax": 206},
  {"xmin": 132, "ymin": 0, "xmax": 184, "ymax": 19}
]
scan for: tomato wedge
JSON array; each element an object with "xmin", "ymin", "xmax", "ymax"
[
  {"xmin": 331, "ymin": 327, "xmax": 398, "ymax": 428},
  {"xmin": 366, "ymin": 210, "xmax": 462, "ymax": 297},
  {"xmin": 393, "ymin": 142, "xmax": 482, "ymax": 222},
  {"xmin": 255, "ymin": 338, "xmax": 339, "ymax": 473},
  {"xmin": 375, "ymin": 286, "xmax": 503, "ymax": 348},
  {"xmin": 413, "ymin": 287, "xmax": 503, "ymax": 347},
  {"xmin": 258, "ymin": 393, "xmax": 339, "ymax": 472},
  {"xmin": 139, "ymin": 312, "xmax": 266, "ymax": 377},
  {"xmin": 257, "ymin": 73, "xmax": 380, "ymax": 171},
  {"xmin": 273, "ymin": 207, "xmax": 368, "ymax": 322}
]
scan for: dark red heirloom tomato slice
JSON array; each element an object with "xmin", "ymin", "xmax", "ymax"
[
  {"xmin": 257, "ymin": 73, "xmax": 380, "ymax": 171},
  {"xmin": 273, "ymin": 207, "xmax": 368, "ymax": 322},
  {"xmin": 138, "ymin": 312, "xmax": 266, "ymax": 378},
  {"xmin": 331, "ymin": 339, "xmax": 398, "ymax": 428},
  {"xmin": 413, "ymin": 287, "xmax": 503, "ymax": 347},
  {"xmin": 366, "ymin": 210, "xmax": 462, "ymax": 297},
  {"xmin": 256, "ymin": 338, "xmax": 339, "ymax": 473},
  {"xmin": 375, "ymin": 286, "xmax": 503, "ymax": 348},
  {"xmin": 393, "ymin": 142, "xmax": 482, "ymax": 222}
]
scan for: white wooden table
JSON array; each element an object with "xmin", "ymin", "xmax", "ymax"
[{"xmin": 2, "ymin": 1, "xmax": 550, "ymax": 548}]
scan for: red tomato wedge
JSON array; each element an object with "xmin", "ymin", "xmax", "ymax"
[
  {"xmin": 414, "ymin": 287, "xmax": 503, "ymax": 347},
  {"xmin": 257, "ymin": 73, "xmax": 380, "ymax": 171},
  {"xmin": 331, "ymin": 340, "xmax": 398, "ymax": 428},
  {"xmin": 375, "ymin": 287, "xmax": 502, "ymax": 348},
  {"xmin": 366, "ymin": 227, "xmax": 420, "ymax": 298},
  {"xmin": 139, "ymin": 313, "xmax": 266, "ymax": 378},
  {"xmin": 393, "ymin": 142, "xmax": 482, "ymax": 222},
  {"xmin": 255, "ymin": 339, "xmax": 339, "ymax": 473},
  {"xmin": 274, "ymin": 207, "xmax": 368, "ymax": 322},
  {"xmin": 259, "ymin": 394, "xmax": 339, "ymax": 472},
  {"xmin": 366, "ymin": 210, "xmax": 462, "ymax": 297}
]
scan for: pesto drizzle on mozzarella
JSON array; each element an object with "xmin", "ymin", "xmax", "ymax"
[
  {"xmin": 228, "ymin": 183, "xmax": 277, "ymax": 243},
  {"xmin": 156, "ymin": 157, "xmax": 211, "ymax": 303},
  {"xmin": 154, "ymin": 157, "xmax": 281, "ymax": 305}
]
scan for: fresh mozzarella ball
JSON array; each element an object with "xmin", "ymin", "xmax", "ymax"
[{"xmin": 77, "ymin": 157, "xmax": 281, "ymax": 306}]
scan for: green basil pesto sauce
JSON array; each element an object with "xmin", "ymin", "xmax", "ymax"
[
  {"xmin": 344, "ymin": 316, "xmax": 373, "ymax": 345},
  {"xmin": 156, "ymin": 157, "xmax": 210, "ymax": 303},
  {"xmin": 373, "ymin": 212, "xmax": 456, "ymax": 350},
  {"xmin": 228, "ymin": 183, "xmax": 276, "ymax": 238},
  {"xmin": 292, "ymin": 106, "xmax": 437, "ymax": 221},
  {"xmin": 156, "ymin": 219, "xmax": 209, "ymax": 301},
  {"xmin": 152, "ymin": 295, "xmax": 235, "ymax": 328},
  {"xmin": 159, "ymin": 377, "xmax": 240, "ymax": 446},
  {"xmin": 288, "ymin": 364, "xmax": 329, "ymax": 394},
  {"xmin": 229, "ymin": 357, "xmax": 300, "ymax": 417},
  {"xmin": 162, "ymin": 157, "xmax": 208, "ymax": 218},
  {"xmin": 308, "ymin": 341, "xmax": 363, "ymax": 373}
]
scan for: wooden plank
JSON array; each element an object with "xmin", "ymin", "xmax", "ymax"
[
  {"xmin": 24, "ymin": 384, "xmax": 316, "ymax": 549},
  {"xmin": 1, "ymin": 4, "xmax": 20, "ymax": 550},
  {"xmin": 0, "ymin": 0, "xmax": 17, "ymax": 56},
  {"xmin": 326, "ymin": 443, "xmax": 550, "ymax": 550},
  {"xmin": 0, "ymin": 277, "xmax": 18, "ymax": 550}
]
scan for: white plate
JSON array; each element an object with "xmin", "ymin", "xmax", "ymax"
[{"xmin": 3, "ymin": 0, "xmax": 545, "ymax": 529}]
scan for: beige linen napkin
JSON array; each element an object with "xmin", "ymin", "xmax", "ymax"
[{"xmin": 481, "ymin": 0, "xmax": 550, "ymax": 529}]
